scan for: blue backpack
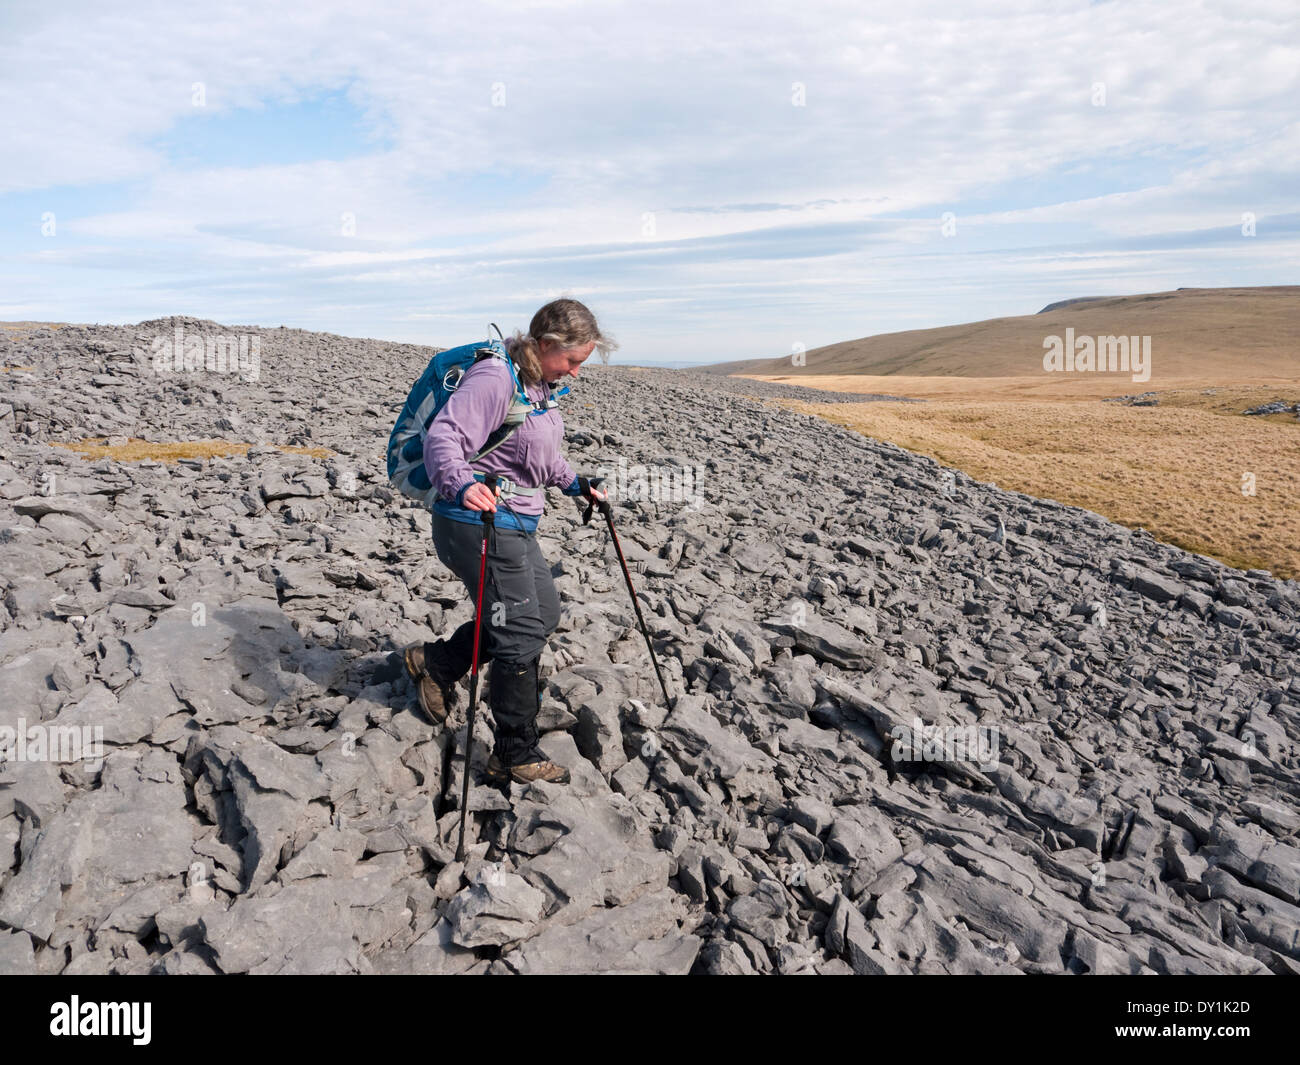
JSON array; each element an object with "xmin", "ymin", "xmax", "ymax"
[{"xmin": 386, "ymin": 326, "xmax": 571, "ymax": 507}]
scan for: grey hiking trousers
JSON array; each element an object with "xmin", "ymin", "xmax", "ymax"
[{"xmin": 429, "ymin": 510, "xmax": 562, "ymax": 670}]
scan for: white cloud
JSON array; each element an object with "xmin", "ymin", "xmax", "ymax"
[{"xmin": 0, "ymin": 0, "xmax": 1295, "ymax": 360}]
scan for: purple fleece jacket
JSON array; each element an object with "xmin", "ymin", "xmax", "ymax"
[{"xmin": 423, "ymin": 357, "xmax": 580, "ymax": 532}]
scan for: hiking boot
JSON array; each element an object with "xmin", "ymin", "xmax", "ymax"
[
  {"xmin": 485, "ymin": 654, "xmax": 569, "ymax": 784},
  {"xmin": 403, "ymin": 642, "xmax": 456, "ymax": 726},
  {"xmin": 485, "ymin": 753, "xmax": 571, "ymax": 785}
]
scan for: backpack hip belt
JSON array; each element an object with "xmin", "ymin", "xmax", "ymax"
[{"xmin": 471, "ymin": 471, "xmax": 539, "ymax": 499}]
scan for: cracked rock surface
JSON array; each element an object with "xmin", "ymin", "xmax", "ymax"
[{"xmin": 1, "ymin": 318, "xmax": 1298, "ymax": 975}]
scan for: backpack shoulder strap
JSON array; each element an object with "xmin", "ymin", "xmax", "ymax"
[
  {"xmin": 464, "ymin": 339, "xmax": 575, "ymax": 461},
  {"xmin": 464, "ymin": 343, "xmax": 530, "ymax": 461}
]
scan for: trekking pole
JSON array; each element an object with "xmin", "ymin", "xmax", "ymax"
[
  {"xmin": 581, "ymin": 480, "xmax": 674, "ymax": 712},
  {"xmin": 456, "ymin": 473, "xmax": 497, "ymax": 863}
]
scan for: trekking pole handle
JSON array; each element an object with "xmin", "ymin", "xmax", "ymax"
[
  {"xmin": 482, "ymin": 473, "xmax": 498, "ymax": 526},
  {"xmin": 580, "ymin": 476, "xmax": 609, "ymax": 526}
]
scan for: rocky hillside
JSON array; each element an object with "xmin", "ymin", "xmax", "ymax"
[{"xmin": 1, "ymin": 318, "xmax": 1298, "ymax": 974}]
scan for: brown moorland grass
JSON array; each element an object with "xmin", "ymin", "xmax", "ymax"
[
  {"xmin": 755, "ymin": 377, "xmax": 1300, "ymax": 579},
  {"xmin": 720, "ymin": 289, "xmax": 1300, "ymax": 577},
  {"xmin": 51, "ymin": 438, "xmax": 334, "ymax": 463},
  {"xmin": 749, "ymin": 373, "xmax": 1299, "ymax": 405},
  {"xmin": 707, "ymin": 286, "xmax": 1300, "ymax": 379}
]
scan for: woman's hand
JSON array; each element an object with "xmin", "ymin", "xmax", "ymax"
[
  {"xmin": 578, "ymin": 475, "xmax": 607, "ymax": 504},
  {"xmin": 462, "ymin": 481, "xmax": 499, "ymax": 511}
]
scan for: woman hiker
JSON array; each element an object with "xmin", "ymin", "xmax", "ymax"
[{"xmin": 403, "ymin": 299, "xmax": 616, "ymax": 786}]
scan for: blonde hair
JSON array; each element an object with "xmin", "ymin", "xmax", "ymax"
[{"xmin": 504, "ymin": 298, "xmax": 618, "ymax": 385}]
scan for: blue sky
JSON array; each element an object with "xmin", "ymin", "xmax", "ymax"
[{"xmin": 1, "ymin": 0, "xmax": 1297, "ymax": 365}]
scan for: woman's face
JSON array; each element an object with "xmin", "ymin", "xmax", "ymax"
[{"xmin": 538, "ymin": 339, "xmax": 596, "ymax": 381}]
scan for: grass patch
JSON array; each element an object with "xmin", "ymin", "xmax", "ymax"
[
  {"xmin": 764, "ymin": 382, "xmax": 1300, "ymax": 580},
  {"xmin": 0, "ymin": 321, "xmax": 63, "ymax": 333},
  {"xmin": 51, "ymin": 438, "xmax": 333, "ymax": 464}
]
